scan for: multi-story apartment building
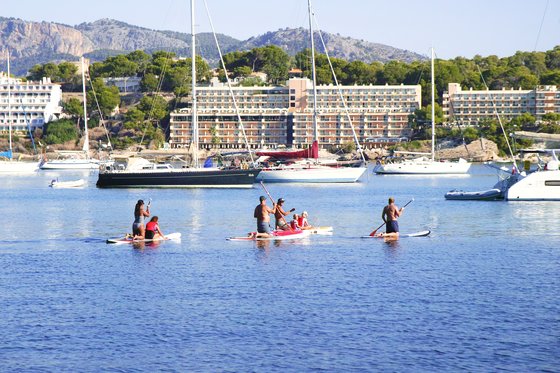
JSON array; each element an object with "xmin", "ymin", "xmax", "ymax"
[
  {"xmin": 0, "ymin": 72, "xmax": 62, "ymax": 132},
  {"xmin": 443, "ymin": 83, "xmax": 559, "ymax": 125},
  {"xmin": 169, "ymin": 78, "xmax": 421, "ymax": 150}
]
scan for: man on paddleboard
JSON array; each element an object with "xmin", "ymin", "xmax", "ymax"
[
  {"xmin": 380, "ymin": 197, "xmax": 404, "ymax": 239},
  {"xmin": 252, "ymin": 196, "xmax": 277, "ymax": 238},
  {"xmin": 274, "ymin": 198, "xmax": 295, "ymax": 230}
]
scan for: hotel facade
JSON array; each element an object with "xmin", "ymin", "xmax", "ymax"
[
  {"xmin": 169, "ymin": 78, "xmax": 422, "ymax": 150},
  {"xmin": 443, "ymin": 83, "xmax": 559, "ymax": 125},
  {"xmin": 0, "ymin": 72, "xmax": 63, "ymax": 132}
]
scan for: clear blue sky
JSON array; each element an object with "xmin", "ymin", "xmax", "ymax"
[{"xmin": 5, "ymin": 0, "xmax": 559, "ymax": 59}]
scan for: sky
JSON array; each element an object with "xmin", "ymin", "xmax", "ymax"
[{"xmin": 4, "ymin": 0, "xmax": 559, "ymax": 59}]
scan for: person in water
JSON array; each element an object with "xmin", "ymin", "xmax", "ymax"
[
  {"xmin": 274, "ymin": 198, "xmax": 295, "ymax": 230},
  {"xmin": 145, "ymin": 216, "xmax": 165, "ymax": 240},
  {"xmin": 132, "ymin": 199, "xmax": 150, "ymax": 240},
  {"xmin": 252, "ymin": 196, "xmax": 277, "ymax": 238},
  {"xmin": 379, "ymin": 197, "xmax": 404, "ymax": 239}
]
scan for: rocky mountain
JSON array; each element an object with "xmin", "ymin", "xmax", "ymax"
[{"xmin": 0, "ymin": 17, "xmax": 426, "ymax": 75}]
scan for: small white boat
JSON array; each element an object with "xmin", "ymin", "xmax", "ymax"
[{"xmin": 49, "ymin": 178, "xmax": 86, "ymax": 188}]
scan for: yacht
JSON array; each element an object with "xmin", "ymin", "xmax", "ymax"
[
  {"xmin": 506, "ymin": 150, "xmax": 560, "ymax": 201},
  {"xmin": 255, "ymin": 0, "xmax": 367, "ymax": 183},
  {"xmin": 375, "ymin": 48, "xmax": 471, "ymax": 175},
  {"xmin": 40, "ymin": 57, "xmax": 101, "ymax": 170},
  {"xmin": 97, "ymin": 157, "xmax": 259, "ymax": 188}
]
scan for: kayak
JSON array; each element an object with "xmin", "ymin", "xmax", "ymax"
[
  {"xmin": 360, "ymin": 230, "xmax": 431, "ymax": 239},
  {"xmin": 227, "ymin": 229, "xmax": 310, "ymax": 241},
  {"xmin": 106, "ymin": 232, "xmax": 182, "ymax": 244}
]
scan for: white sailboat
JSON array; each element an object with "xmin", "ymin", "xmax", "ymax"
[
  {"xmin": 375, "ymin": 48, "xmax": 471, "ymax": 175},
  {"xmin": 40, "ymin": 57, "xmax": 100, "ymax": 170},
  {"xmin": 96, "ymin": 0, "xmax": 259, "ymax": 188},
  {"xmin": 256, "ymin": 0, "xmax": 367, "ymax": 183},
  {"xmin": 0, "ymin": 49, "xmax": 40, "ymax": 173}
]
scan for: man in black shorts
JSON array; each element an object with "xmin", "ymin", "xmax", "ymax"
[{"xmin": 381, "ymin": 197, "xmax": 404, "ymax": 239}]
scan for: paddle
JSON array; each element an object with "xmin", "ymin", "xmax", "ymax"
[{"xmin": 369, "ymin": 198, "xmax": 414, "ymax": 237}]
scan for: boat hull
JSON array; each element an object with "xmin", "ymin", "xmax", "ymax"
[
  {"xmin": 96, "ymin": 168, "xmax": 260, "ymax": 188},
  {"xmin": 506, "ymin": 170, "xmax": 560, "ymax": 201},
  {"xmin": 256, "ymin": 166, "xmax": 366, "ymax": 183},
  {"xmin": 41, "ymin": 160, "xmax": 100, "ymax": 170},
  {"xmin": 375, "ymin": 159, "xmax": 471, "ymax": 174},
  {"xmin": 0, "ymin": 160, "xmax": 40, "ymax": 173}
]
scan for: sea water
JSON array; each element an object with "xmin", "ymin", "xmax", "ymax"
[{"xmin": 0, "ymin": 165, "xmax": 558, "ymax": 372}]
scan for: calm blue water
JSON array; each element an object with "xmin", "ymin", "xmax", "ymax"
[{"xmin": 0, "ymin": 165, "xmax": 558, "ymax": 372}]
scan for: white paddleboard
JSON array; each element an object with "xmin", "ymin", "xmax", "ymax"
[{"xmin": 360, "ymin": 230, "xmax": 431, "ymax": 239}]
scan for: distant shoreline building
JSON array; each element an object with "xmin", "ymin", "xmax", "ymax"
[
  {"xmin": 443, "ymin": 83, "xmax": 559, "ymax": 125},
  {"xmin": 169, "ymin": 78, "xmax": 421, "ymax": 150},
  {"xmin": 0, "ymin": 72, "xmax": 62, "ymax": 131}
]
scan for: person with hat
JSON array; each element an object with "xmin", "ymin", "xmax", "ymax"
[
  {"xmin": 274, "ymin": 197, "xmax": 295, "ymax": 230},
  {"xmin": 252, "ymin": 196, "xmax": 277, "ymax": 238},
  {"xmin": 132, "ymin": 199, "xmax": 150, "ymax": 240}
]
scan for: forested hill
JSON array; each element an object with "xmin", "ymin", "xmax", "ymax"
[{"xmin": 0, "ymin": 17, "xmax": 425, "ymax": 75}]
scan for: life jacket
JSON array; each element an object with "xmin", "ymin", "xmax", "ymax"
[
  {"xmin": 298, "ymin": 217, "xmax": 307, "ymax": 227},
  {"xmin": 146, "ymin": 221, "xmax": 158, "ymax": 232},
  {"xmin": 290, "ymin": 220, "xmax": 300, "ymax": 230}
]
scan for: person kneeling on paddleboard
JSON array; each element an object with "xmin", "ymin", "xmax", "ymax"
[
  {"xmin": 145, "ymin": 216, "xmax": 165, "ymax": 240},
  {"xmin": 252, "ymin": 196, "xmax": 277, "ymax": 238},
  {"xmin": 380, "ymin": 197, "xmax": 404, "ymax": 239},
  {"xmin": 298, "ymin": 211, "xmax": 312, "ymax": 230},
  {"xmin": 290, "ymin": 214, "xmax": 302, "ymax": 231},
  {"xmin": 274, "ymin": 198, "xmax": 295, "ymax": 231},
  {"xmin": 132, "ymin": 199, "xmax": 150, "ymax": 240}
]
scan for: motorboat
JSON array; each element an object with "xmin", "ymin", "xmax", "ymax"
[{"xmin": 505, "ymin": 150, "xmax": 560, "ymax": 201}]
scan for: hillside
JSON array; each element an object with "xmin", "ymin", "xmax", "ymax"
[{"xmin": 0, "ymin": 17, "xmax": 426, "ymax": 75}]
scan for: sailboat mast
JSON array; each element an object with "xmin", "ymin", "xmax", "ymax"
[
  {"xmin": 431, "ymin": 47, "xmax": 435, "ymax": 162},
  {"xmin": 7, "ymin": 49, "xmax": 12, "ymax": 153},
  {"xmin": 191, "ymin": 0, "xmax": 199, "ymax": 168},
  {"xmin": 81, "ymin": 57, "xmax": 90, "ymax": 155},
  {"xmin": 308, "ymin": 0, "xmax": 319, "ymax": 143}
]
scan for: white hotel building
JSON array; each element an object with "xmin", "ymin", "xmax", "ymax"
[
  {"xmin": 443, "ymin": 83, "xmax": 559, "ymax": 125},
  {"xmin": 0, "ymin": 72, "xmax": 63, "ymax": 132},
  {"xmin": 169, "ymin": 78, "xmax": 422, "ymax": 150}
]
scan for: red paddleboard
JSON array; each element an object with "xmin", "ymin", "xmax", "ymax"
[{"xmin": 227, "ymin": 230, "xmax": 310, "ymax": 241}]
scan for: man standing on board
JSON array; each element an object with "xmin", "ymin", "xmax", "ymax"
[
  {"xmin": 380, "ymin": 197, "xmax": 404, "ymax": 239},
  {"xmin": 252, "ymin": 196, "xmax": 277, "ymax": 238}
]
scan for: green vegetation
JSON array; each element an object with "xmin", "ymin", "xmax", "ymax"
[
  {"xmin": 44, "ymin": 119, "xmax": 79, "ymax": 145},
  {"xmin": 27, "ymin": 45, "xmax": 560, "ymax": 152}
]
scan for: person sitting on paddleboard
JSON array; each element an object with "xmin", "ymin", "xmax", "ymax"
[
  {"xmin": 252, "ymin": 196, "xmax": 277, "ymax": 238},
  {"xmin": 298, "ymin": 211, "xmax": 312, "ymax": 230},
  {"xmin": 145, "ymin": 216, "xmax": 165, "ymax": 240},
  {"xmin": 380, "ymin": 197, "xmax": 404, "ymax": 238},
  {"xmin": 132, "ymin": 199, "xmax": 150, "ymax": 240},
  {"xmin": 274, "ymin": 198, "xmax": 295, "ymax": 230},
  {"xmin": 290, "ymin": 214, "xmax": 302, "ymax": 231}
]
